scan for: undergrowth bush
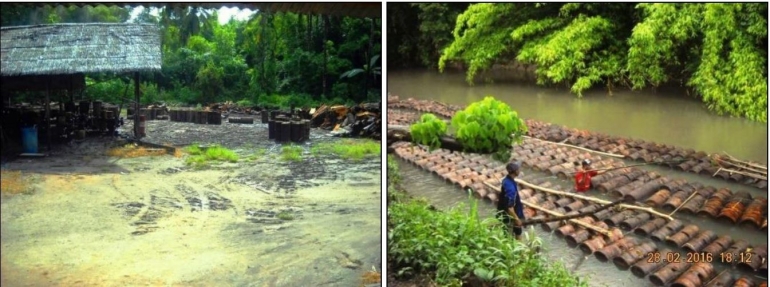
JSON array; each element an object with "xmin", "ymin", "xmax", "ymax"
[{"xmin": 387, "ymin": 158, "xmax": 585, "ymax": 287}]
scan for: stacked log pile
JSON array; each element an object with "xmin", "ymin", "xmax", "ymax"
[{"xmin": 311, "ymin": 102, "xmax": 381, "ymax": 140}]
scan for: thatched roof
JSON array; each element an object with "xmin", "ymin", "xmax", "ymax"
[
  {"xmin": 1, "ymin": 23, "xmax": 162, "ymax": 76},
  {"xmin": 8, "ymin": 3, "xmax": 382, "ymax": 18}
]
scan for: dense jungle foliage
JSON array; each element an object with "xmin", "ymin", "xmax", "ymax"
[
  {"xmin": 388, "ymin": 3, "xmax": 768, "ymax": 122},
  {"xmin": 2, "ymin": 4, "xmax": 382, "ymax": 108}
]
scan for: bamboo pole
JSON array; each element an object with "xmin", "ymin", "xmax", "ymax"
[
  {"xmin": 668, "ymin": 191, "xmax": 699, "ymax": 217},
  {"xmin": 522, "ymin": 135, "xmax": 625, "ymax": 158},
  {"xmin": 520, "ymin": 198, "xmax": 624, "ymax": 226},
  {"xmin": 522, "ymin": 201, "xmax": 612, "ymax": 237},
  {"xmin": 712, "ymin": 166, "xmax": 767, "ymax": 181},
  {"xmin": 722, "ymin": 152, "xmax": 768, "ymax": 171},
  {"xmin": 713, "ymin": 157, "xmax": 768, "ymax": 176},
  {"xmin": 486, "ymin": 178, "xmax": 675, "ymax": 221}
]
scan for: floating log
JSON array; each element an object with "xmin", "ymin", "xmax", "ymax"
[
  {"xmin": 665, "ymin": 224, "xmax": 700, "ymax": 247},
  {"xmin": 646, "ymin": 189, "xmax": 671, "ymax": 207},
  {"xmin": 697, "ymin": 188, "xmax": 733, "ymax": 217},
  {"xmin": 701, "ymin": 235, "xmax": 733, "ymax": 256},
  {"xmin": 619, "ymin": 212, "xmax": 651, "ymax": 231},
  {"xmin": 650, "ymin": 220, "xmax": 684, "ymax": 242},
  {"xmin": 565, "ymin": 220, "xmax": 609, "ymax": 248},
  {"xmin": 634, "ymin": 217, "xmax": 668, "ymax": 237},
  {"xmin": 737, "ymin": 245, "xmax": 767, "ymax": 273},
  {"xmin": 578, "ymin": 235, "xmax": 608, "ymax": 255},
  {"xmin": 723, "ymin": 240, "xmax": 751, "ymax": 266},
  {"xmin": 630, "ymin": 248, "xmax": 674, "ymax": 278},
  {"xmin": 669, "ymin": 262, "xmax": 716, "ymax": 287},
  {"xmin": 717, "ymin": 191, "xmax": 752, "ymax": 224},
  {"xmin": 740, "ymin": 198, "xmax": 768, "ymax": 228},
  {"xmin": 624, "ymin": 178, "xmax": 670, "ymax": 203},
  {"xmin": 649, "ymin": 261, "xmax": 692, "ymax": 286},
  {"xmin": 732, "ymin": 277, "xmax": 757, "ymax": 287},
  {"xmin": 681, "ymin": 230, "xmax": 717, "ymax": 253},
  {"xmin": 605, "ymin": 210, "xmax": 635, "ymax": 227},
  {"xmin": 704, "ymin": 271, "xmax": 734, "ymax": 287},
  {"xmin": 613, "ymin": 241, "xmax": 658, "ymax": 270},
  {"xmin": 595, "ymin": 237, "xmax": 639, "ymax": 262}
]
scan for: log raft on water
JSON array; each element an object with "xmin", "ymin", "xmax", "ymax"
[{"xmin": 388, "ymin": 96, "xmax": 767, "ymax": 189}]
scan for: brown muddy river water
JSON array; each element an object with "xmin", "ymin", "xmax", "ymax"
[
  {"xmin": 1, "ymin": 123, "xmax": 381, "ymax": 287},
  {"xmin": 388, "ymin": 69, "xmax": 768, "ymax": 164}
]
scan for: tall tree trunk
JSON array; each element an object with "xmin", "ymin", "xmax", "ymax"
[
  {"xmin": 305, "ymin": 14, "xmax": 313, "ymax": 51},
  {"xmin": 323, "ymin": 15, "xmax": 329, "ymax": 97}
]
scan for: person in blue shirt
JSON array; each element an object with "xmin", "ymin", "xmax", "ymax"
[{"xmin": 497, "ymin": 161, "xmax": 525, "ymax": 240}]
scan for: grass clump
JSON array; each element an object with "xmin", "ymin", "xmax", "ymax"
[
  {"xmin": 311, "ymin": 139, "xmax": 381, "ymax": 161},
  {"xmin": 281, "ymin": 144, "xmax": 304, "ymax": 162},
  {"xmin": 387, "ymin": 158, "xmax": 585, "ymax": 287},
  {"xmin": 276, "ymin": 211, "xmax": 295, "ymax": 220},
  {"xmin": 184, "ymin": 144, "xmax": 239, "ymax": 168}
]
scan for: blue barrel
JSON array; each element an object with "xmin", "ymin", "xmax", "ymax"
[{"xmin": 21, "ymin": 126, "xmax": 38, "ymax": 153}]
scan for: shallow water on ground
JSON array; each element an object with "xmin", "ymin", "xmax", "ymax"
[{"xmin": 1, "ymin": 138, "xmax": 381, "ymax": 287}]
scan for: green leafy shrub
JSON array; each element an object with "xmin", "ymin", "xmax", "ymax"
[
  {"xmin": 452, "ymin": 97, "xmax": 527, "ymax": 161},
  {"xmin": 408, "ymin": 96, "xmax": 527, "ymax": 161},
  {"xmin": 387, "ymin": 159, "xmax": 585, "ymax": 286},
  {"xmin": 410, "ymin": 113, "xmax": 447, "ymax": 151}
]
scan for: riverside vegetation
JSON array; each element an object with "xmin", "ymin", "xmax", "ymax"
[{"xmin": 387, "ymin": 156, "xmax": 586, "ymax": 287}]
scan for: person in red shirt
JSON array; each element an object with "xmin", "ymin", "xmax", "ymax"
[{"xmin": 574, "ymin": 159, "xmax": 604, "ymax": 192}]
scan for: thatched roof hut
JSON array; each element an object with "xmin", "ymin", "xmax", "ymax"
[
  {"xmin": 7, "ymin": 3, "xmax": 381, "ymax": 18},
  {"xmin": 1, "ymin": 23, "xmax": 162, "ymax": 77}
]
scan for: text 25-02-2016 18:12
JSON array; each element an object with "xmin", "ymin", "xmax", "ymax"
[{"xmin": 646, "ymin": 251, "xmax": 753, "ymax": 264}]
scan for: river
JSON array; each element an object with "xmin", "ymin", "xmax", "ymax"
[{"xmin": 387, "ymin": 69, "xmax": 767, "ymax": 164}]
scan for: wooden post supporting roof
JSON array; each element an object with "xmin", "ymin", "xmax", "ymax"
[
  {"xmin": 45, "ymin": 80, "xmax": 51, "ymax": 152},
  {"xmin": 134, "ymin": 72, "xmax": 140, "ymax": 139}
]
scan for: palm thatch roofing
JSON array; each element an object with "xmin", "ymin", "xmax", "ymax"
[
  {"xmin": 1, "ymin": 23, "xmax": 162, "ymax": 76},
  {"xmin": 9, "ymin": 3, "xmax": 382, "ymax": 18}
]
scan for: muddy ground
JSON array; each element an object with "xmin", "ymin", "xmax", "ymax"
[{"xmin": 1, "ymin": 119, "xmax": 382, "ymax": 287}]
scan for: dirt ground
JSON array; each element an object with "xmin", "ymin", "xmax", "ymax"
[{"xmin": 1, "ymin": 120, "xmax": 382, "ymax": 287}]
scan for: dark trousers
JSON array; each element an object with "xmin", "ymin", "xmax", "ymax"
[{"xmin": 496, "ymin": 209, "xmax": 522, "ymax": 236}]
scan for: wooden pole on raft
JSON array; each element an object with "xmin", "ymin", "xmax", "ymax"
[
  {"xmin": 485, "ymin": 178, "xmax": 675, "ymax": 221},
  {"xmin": 522, "ymin": 199, "xmax": 624, "ymax": 226},
  {"xmin": 520, "ymin": 199, "xmax": 612, "ymax": 237},
  {"xmin": 522, "ymin": 135, "xmax": 625, "ymax": 159},
  {"xmin": 668, "ymin": 191, "xmax": 699, "ymax": 217}
]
